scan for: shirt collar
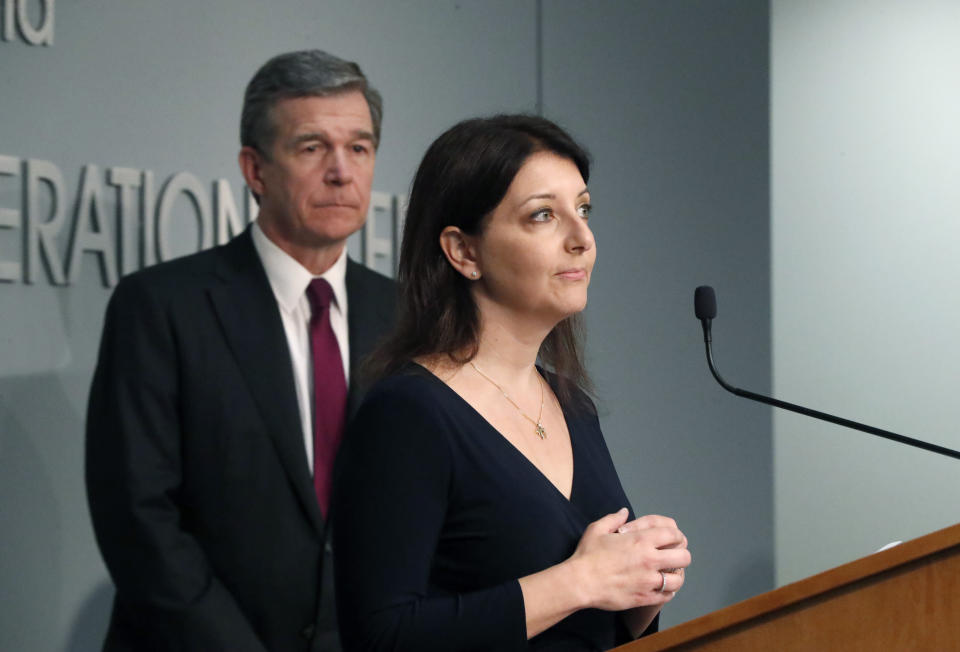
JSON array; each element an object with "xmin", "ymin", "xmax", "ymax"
[{"xmin": 251, "ymin": 220, "xmax": 349, "ymax": 316}]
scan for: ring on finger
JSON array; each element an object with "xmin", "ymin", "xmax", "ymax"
[{"xmin": 656, "ymin": 570, "xmax": 667, "ymax": 592}]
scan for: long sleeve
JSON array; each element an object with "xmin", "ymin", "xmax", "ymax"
[
  {"xmin": 85, "ymin": 274, "xmax": 266, "ymax": 651},
  {"xmin": 332, "ymin": 383, "xmax": 527, "ymax": 652}
]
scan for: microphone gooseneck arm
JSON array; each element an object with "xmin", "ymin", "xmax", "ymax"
[{"xmin": 695, "ymin": 286, "xmax": 960, "ymax": 461}]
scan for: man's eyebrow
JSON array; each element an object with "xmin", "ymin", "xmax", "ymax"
[
  {"xmin": 290, "ymin": 130, "xmax": 376, "ymax": 145},
  {"xmin": 291, "ymin": 132, "xmax": 326, "ymax": 146}
]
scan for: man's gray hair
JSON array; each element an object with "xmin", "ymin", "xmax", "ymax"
[{"xmin": 241, "ymin": 49, "xmax": 383, "ymax": 155}]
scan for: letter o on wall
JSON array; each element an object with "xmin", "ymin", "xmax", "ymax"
[{"xmin": 155, "ymin": 172, "xmax": 212, "ymax": 262}]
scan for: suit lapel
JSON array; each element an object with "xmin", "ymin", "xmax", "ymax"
[
  {"xmin": 207, "ymin": 230, "xmax": 325, "ymax": 536},
  {"xmin": 345, "ymin": 259, "xmax": 386, "ymax": 418}
]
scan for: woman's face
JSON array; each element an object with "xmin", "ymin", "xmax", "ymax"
[{"xmin": 471, "ymin": 150, "xmax": 596, "ymax": 325}]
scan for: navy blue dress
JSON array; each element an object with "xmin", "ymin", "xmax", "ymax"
[{"xmin": 332, "ymin": 364, "xmax": 657, "ymax": 651}]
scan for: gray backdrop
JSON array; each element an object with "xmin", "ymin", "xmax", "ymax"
[
  {"xmin": 772, "ymin": 0, "xmax": 960, "ymax": 585},
  {"xmin": 0, "ymin": 2, "xmax": 772, "ymax": 649}
]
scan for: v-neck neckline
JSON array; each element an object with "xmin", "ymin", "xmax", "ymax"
[{"xmin": 410, "ymin": 362, "xmax": 578, "ymax": 504}]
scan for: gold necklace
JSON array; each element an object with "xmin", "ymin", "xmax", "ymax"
[{"xmin": 469, "ymin": 361, "xmax": 547, "ymax": 439}]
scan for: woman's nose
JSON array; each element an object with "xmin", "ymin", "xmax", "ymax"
[{"xmin": 566, "ymin": 212, "xmax": 594, "ymax": 253}]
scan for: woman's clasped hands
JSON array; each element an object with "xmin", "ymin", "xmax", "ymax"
[{"xmin": 567, "ymin": 508, "xmax": 690, "ymax": 611}]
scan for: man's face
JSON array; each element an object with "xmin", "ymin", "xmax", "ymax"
[{"xmin": 244, "ymin": 91, "xmax": 376, "ymax": 255}]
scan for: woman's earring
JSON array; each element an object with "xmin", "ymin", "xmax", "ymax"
[{"xmin": 470, "ymin": 271, "xmax": 479, "ymax": 279}]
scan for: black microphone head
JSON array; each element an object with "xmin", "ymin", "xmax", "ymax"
[{"xmin": 694, "ymin": 286, "xmax": 717, "ymax": 321}]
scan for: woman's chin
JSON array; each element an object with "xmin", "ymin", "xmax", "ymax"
[{"xmin": 547, "ymin": 299, "xmax": 589, "ymax": 323}]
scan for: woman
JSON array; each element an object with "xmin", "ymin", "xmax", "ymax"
[{"xmin": 332, "ymin": 115, "xmax": 690, "ymax": 651}]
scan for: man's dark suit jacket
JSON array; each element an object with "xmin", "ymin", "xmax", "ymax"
[{"xmin": 85, "ymin": 228, "xmax": 396, "ymax": 651}]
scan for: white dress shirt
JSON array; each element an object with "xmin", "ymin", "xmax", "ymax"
[{"xmin": 251, "ymin": 221, "xmax": 350, "ymax": 472}]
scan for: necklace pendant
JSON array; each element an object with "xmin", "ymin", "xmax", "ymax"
[{"xmin": 535, "ymin": 422, "xmax": 547, "ymax": 439}]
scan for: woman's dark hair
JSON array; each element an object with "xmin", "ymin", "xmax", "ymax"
[{"xmin": 367, "ymin": 114, "xmax": 593, "ymax": 402}]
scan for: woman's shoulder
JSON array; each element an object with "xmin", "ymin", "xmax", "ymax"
[
  {"xmin": 363, "ymin": 363, "xmax": 445, "ymax": 404},
  {"xmin": 353, "ymin": 363, "xmax": 458, "ymax": 431},
  {"xmin": 346, "ymin": 365, "xmax": 456, "ymax": 458}
]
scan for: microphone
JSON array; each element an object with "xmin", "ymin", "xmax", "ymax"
[
  {"xmin": 694, "ymin": 285, "xmax": 960, "ymax": 461},
  {"xmin": 694, "ymin": 286, "xmax": 716, "ymax": 342}
]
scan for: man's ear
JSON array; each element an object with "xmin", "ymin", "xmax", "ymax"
[
  {"xmin": 439, "ymin": 226, "xmax": 482, "ymax": 280},
  {"xmin": 238, "ymin": 146, "xmax": 267, "ymax": 198}
]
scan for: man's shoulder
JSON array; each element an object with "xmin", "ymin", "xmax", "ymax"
[
  {"xmin": 112, "ymin": 233, "xmax": 254, "ymax": 303},
  {"xmin": 345, "ymin": 259, "xmax": 397, "ymax": 321},
  {"xmin": 345, "ymin": 259, "xmax": 396, "ymax": 295},
  {"xmin": 131, "ymin": 245, "xmax": 220, "ymax": 282}
]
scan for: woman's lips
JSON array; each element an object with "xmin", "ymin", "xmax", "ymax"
[{"xmin": 555, "ymin": 268, "xmax": 587, "ymax": 280}]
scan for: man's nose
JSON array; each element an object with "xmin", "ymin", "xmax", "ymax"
[{"xmin": 323, "ymin": 149, "xmax": 353, "ymax": 185}]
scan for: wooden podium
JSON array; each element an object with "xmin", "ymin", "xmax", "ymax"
[{"xmin": 613, "ymin": 522, "xmax": 960, "ymax": 651}]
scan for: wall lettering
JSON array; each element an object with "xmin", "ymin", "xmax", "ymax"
[
  {"xmin": 107, "ymin": 166, "xmax": 143, "ymax": 276},
  {"xmin": 2, "ymin": 0, "xmax": 54, "ymax": 46},
  {"xmin": 0, "ymin": 153, "xmax": 402, "ymax": 288},
  {"xmin": 66, "ymin": 164, "xmax": 117, "ymax": 287},
  {"xmin": 0, "ymin": 154, "xmax": 21, "ymax": 282},
  {"xmin": 24, "ymin": 157, "xmax": 67, "ymax": 285},
  {"xmin": 155, "ymin": 171, "xmax": 212, "ymax": 263}
]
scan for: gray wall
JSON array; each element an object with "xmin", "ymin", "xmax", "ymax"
[
  {"xmin": 545, "ymin": 0, "xmax": 773, "ymax": 625},
  {"xmin": 0, "ymin": 2, "xmax": 772, "ymax": 649},
  {"xmin": 772, "ymin": 0, "xmax": 960, "ymax": 586}
]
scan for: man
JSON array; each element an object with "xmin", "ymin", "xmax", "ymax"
[{"xmin": 86, "ymin": 50, "xmax": 395, "ymax": 651}]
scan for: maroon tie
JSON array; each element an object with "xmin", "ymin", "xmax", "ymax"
[{"xmin": 306, "ymin": 278, "xmax": 347, "ymax": 517}]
